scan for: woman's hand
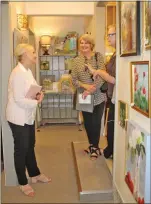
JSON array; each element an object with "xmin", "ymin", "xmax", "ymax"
[
  {"xmin": 36, "ymin": 92, "xmax": 44, "ymax": 104},
  {"xmin": 93, "ymin": 70, "xmax": 115, "ymax": 84},
  {"xmin": 82, "ymin": 90, "xmax": 90, "ymax": 99},
  {"xmin": 83, "ymin": 84, "xmax": 96, "ymax": 93},
  {"xmin": 85, "ymin": 63, "xmax": 95, "ymax": 74}
]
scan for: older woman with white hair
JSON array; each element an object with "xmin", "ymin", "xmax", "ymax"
[
  {"xmin": 71, "ymin": 34, "xmax": 107, "ymax": 160},
  {"xmin": 6, "ymin": 44, "xmax": 51, "ymax": 197}
]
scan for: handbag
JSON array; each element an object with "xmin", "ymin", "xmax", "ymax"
[
  {"xmin": 76, "ymin": 89, "xmax": 94, "ymax": 113},
  {"xmin": 94, "ymin": 52, "xmax": 108, "ymax": 93}
]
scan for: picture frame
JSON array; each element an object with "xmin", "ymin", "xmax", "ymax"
[
  {"xmin": 119, "ymin": 2, "xmax": 140, "ymax": 57},
  {"xmin": 130, "ymin": 61, "xmax": 150, "ymax": 118},
  {"xmin": 118, "ymin": 100, "xmax": 128, "ymax": 130},
  {"xmin": 40, "ymin": 61, "xmax": 49, "ymax": 70},
  {"xmin": 124, "ymin": 120, "xmax": 150, "ymax": 204},
  {"xmin": 13, "ymin": 28, "xmax": 28, "ymax": 66},
  {"xmin": 144, "ymin": 1, "xmax": 151, "ymax": 50}
]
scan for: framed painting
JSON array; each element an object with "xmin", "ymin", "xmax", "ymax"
[
  {"xmin": 119, "ymin": 2, "xmax": 140, "ymax": 57},
  {"xmin": 118, "ymin": 100, "xmax": 128, "ymax": 130},
  {"xmin": 130, "ymin": 61, "xmax": 150, "ymax": 118},
  {"xmin": 13, "ymin": 28, "xmax": 28, "ymax": 66},
  {"xmin": 125, "ymin": 120, "xmax": 150, "ymax": 204},
  {"xmin": 144, "ymin": 1, "xmax": 151, "ymax": 50},
  {"xmin": 40, "ymin": 61, "xmax": 49, "ymax": 70}
]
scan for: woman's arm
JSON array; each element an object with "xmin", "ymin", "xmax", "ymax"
[
  {"xmin": 12, "ymin": 73, "xmax": 38, "ymax": 109},
  {"xmin": 71, "ymin": 58, "xmax": 96, "ymax": 92},
  {"xmin": 92, "ymin": 53, "xmax": 106, "ymax": 89},
  {"xmin": 93, "ymin": 70, "xmax": 115, "ymax": 84}
]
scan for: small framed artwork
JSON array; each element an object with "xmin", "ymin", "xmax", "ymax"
[
  {"xmin": 144, "ymin": 1, "xmax": 151, "ymax": 50},
  {"xmin": 119, "ymin": 2, "xmax": 140, "ymax": 57},
  {"xmin": 118, "ymin": 100, "xmax": 128, "ymax": 130},
  {"xmin": 40, "ymin": 61, "xmax": 49, "ymax": 70},
  {"xmin": 130, "ymin": 61, "xmax": 150, "ymax": 118}
]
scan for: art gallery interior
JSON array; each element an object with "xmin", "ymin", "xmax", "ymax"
[{"xmin": 1, "ymin": 1, "xmax": 151, "ymax": 203}]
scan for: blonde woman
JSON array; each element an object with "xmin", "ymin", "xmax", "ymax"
[
  {"xmin": 71, "ymin": 34, "xmax": 106, "ymax": 160},
  {"xmin": 6, "ymin": 44, "xmax": 51, "ymax": 197}
]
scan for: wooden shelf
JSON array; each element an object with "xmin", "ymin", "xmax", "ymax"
[{"xmin": 39, "ymin": 54, "xmax": 77, "ymax": 57}]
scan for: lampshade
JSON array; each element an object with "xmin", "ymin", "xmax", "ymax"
[{"xmin": 40, "ymin": 35, "xmax": 51, "ymax": 46}]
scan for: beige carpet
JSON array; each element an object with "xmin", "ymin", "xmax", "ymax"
[{"xmin": 1, "ymin": 125, "xmax": 113, "ymax": 203}]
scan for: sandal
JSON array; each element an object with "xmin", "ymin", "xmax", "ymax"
[
  {"xmin": 90, "ymin": 147, "xmax": 98, "ymax": 160},
  {"xmin": 84, "ymin": 144, "xmax": 93, "ymax": 154},
  {"xmin": 96, "ymin": 147, "xmax": 102, "ymax": 156},
  {"xmin": 20, "ymin": 184, "xmax": 34, "ymax": 197},
  {"xmin": 31, "ymin": 174, "xmax": 51, "ymax": 184}
]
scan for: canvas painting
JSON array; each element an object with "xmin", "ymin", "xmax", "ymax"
[
  {"xmin": 13, "ymin": 28, "xmax": 28, "ymax": 66},
  {"xmin": 130, "ymin": 61, "xmax": 150, "ymax": 118},
  {"xmin": 125, "ymin": 121, "xmax": 147, "ymax": 204},
  {"xmin": 144, "ymin": 1, "xmax": 151, "ymax": 50},
  {"xmin": 119, "ymin": 2, "xmax": 140, "ymax": 56},
  {"xmin": 118, "ymin": 100, "xmax": 128, "ymax": 130}
]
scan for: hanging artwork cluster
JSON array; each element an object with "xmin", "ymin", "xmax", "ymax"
[
  {"xmin": 118, "ymin": 2, "xmax": 151, "ymax": 204},
  {"xmin": 118, "ymin": 1, "xmax": 151, "ymax": 120}
]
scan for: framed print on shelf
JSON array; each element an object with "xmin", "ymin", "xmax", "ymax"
[
  {"xmin": 40, "ymin": 61, "xmax": 49, "ymax": 70},
  {"xmin": 119, "ymin": 2, "xmax": 140, "ymax": 57},
  {"xmin": 144, "ymin": 1, "xmax": 151, "ymax": 50},
  {"xmin": 130, "ymin": 61, "xmax": 150, "ymax": 118},
  {"xmin": 118, "ymin": 100, "xmax": 128, "ymax": 130}
]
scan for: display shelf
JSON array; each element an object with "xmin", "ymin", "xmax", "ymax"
[{"xmin": 38, "ymin": 33, "xmax": 79, "ymax": 125}]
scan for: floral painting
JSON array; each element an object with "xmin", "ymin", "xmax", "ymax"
[
  {"xmin": 131, "ymin": 61, "xmax": 150, "ymax": 117},
  {"xmin": 125, "ymin": 121, "xmax": 147, "ymax": 204},
  {"xmin": 118, "ymin": 100, "xmax": 128, "ymax": 130},
  {"xmin": 144, "ymin": 1, "xmax": 151, "ymax": 50},
  {"xmin": 119, "ymin": 2, "xmax": 140, "ymax": 56}
]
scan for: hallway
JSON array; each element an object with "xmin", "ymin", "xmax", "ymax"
[{"xmin": 1, "ymin": 125, "xmax": 115, "ymax": 203}]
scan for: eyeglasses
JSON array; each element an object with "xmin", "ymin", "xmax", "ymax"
[{"xmin": 107, "ymin": 33, "xmax": 116, "ymax": 37}]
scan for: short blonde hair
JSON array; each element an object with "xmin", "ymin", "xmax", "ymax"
[
  {"xmin": 79, "ymin": 34, "xmax": 95, "ymax": 51},
  {"xmin": 108, "ymin": 24, "xmax": 116, "ymax": 31},
  {"xmin": 15, "ymin": 43, "xmax": 34, "ymax": 62}
]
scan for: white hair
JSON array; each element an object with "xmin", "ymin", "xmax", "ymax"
[{"xmin": 15, "ymin": 43, "xmax": 34, "ymax": 61}]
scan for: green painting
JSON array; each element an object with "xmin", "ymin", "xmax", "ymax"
[{"xmin": 118, "ymin": 100, "xmax": 128, "ymax": 130}]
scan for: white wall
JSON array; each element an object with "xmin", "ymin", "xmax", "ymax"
[
  {"xmin": 84, "ymin": 6, "xmax": 105, "ymax": 55},
  {"xmin": 31, "ymin": 16, "xmax": 85, "ymax": 37},
  {"xmin": 113, "ymin": 2, "xmax": 151, "ymax": 202},
  {"xmin": 25, "ymin": 2, "xmax": 94, "ymax": 16},
  {"xmin": 2, "ymin": 2, "xmax": 28, "ymax": 186}
]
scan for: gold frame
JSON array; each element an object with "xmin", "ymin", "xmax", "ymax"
[
  {"xmin": 40, "ymin": 61, "xmax": 49, "ymax": 70},
  {"xmin": 130, "ymin": 61, "xmax": 150, "ymax": 118},
  {"xmin": 119, "ymin": 2, "xmax": 140, "ymax": 57},
  {"xmin": 118, "ymin": 100, "xmax": 128, "ymax": 130},
  {"xmin": 144, "ymin": 1, "xmax": 151, "ymax": 50}
]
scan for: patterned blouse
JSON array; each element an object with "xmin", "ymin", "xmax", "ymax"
[{"xmin": 71, "ymin": 52, "xmax": 107, "ymax": 106}]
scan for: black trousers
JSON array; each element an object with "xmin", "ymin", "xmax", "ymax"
[
  {"xmin": 82, "ymin": 102, "xmax": 105, "ymax": 148},
  {"xmin": 8, "ymin": 122, "xmax": 40, "ymax": 185},
  {"xmin": 103, "ymin": 99, "xmax": 115, "ymax": 158}
]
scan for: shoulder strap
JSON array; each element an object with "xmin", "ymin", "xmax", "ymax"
[
  {"xmin": 94, "ymin": 52, "xmax": 99, "ymax": 62},
  {"xmin": 94, "ymin": 52, "xmax": 99, "ymax": 69}
]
